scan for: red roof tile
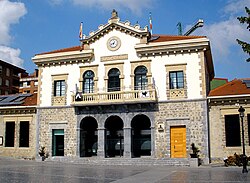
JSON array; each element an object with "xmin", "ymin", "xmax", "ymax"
[
  {"xmin": 36, "ymin": 46, "xmax": 82, "ymax": 55},
  {"xmin": 22, "ymin": 93, "xmax": 37, "ymax": 106},
  {"xmin": 150, "ymin": 34, "xmax": 206, "ymax": 42},
  {"xmin": 209, "ymin": 79, "xmax": 250, "ymax": 97},
  {"xmin": 35, "ymin": 35, "xmax": 206, "ymax": 55}
]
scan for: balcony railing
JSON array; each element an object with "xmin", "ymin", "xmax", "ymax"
[{"xmin": 71, "ymin": 88, "xmax": 157, "ymax": 106}]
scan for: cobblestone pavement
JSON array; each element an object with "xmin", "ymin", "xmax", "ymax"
[{"xmin": 0, "ymin": 157, "xmax": 250, "ymax": 183}]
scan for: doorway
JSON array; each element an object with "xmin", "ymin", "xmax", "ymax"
[
  {"xmin": 170, "ymin": 126, "xmax": 186, "ymax": 158},
  {"xmin": 131, "ymin": 114, "xmax": 151, "ymax": 157},
  {"xmin": 105, "ymin": 116, "xmax": 124, "ymax": 157},
  {"xmin": 80, "ymin": 117, "xmax": 98, "ymax": 157},
  {"xmin": 52, "ymin": 129, "xmax": 64, "ymax": 156}
]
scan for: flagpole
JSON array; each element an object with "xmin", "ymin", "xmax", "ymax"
[
  {"xmin": 149, "ymin": 12, "xmax": 152, "ymax": 35},
  {"xmin": 79, "ymin": 22, "xmax": 83, "ymax": 40},
  {"xmin": 79, "ymin": 22, "xmax": 83, "ymax": 51}
]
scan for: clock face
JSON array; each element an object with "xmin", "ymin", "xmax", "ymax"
[
  {"xmin": 109, "ymin": 39, "xmax": 118, "ymax": 48},
  {"xmin": 107, "ymin": 37, "xmax": 121, "ymax": 51}
]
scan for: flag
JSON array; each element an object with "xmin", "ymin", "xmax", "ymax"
[
  {"xmin": 149, "ymin": 12, "xmax": 152, "ymax": 34},
  {"xmin": 79, "ymin": 22, "xmax": 83, "ymax": 40}
]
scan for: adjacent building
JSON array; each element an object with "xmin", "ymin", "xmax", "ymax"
[
  {"xmin": 19, "ymin": 69, "xmax": 39, "ymax": 94},
  {"xmin": 208, "ymin": 79, "xmax": 250, "ymax": 163},
  {"xmin": 0, "ymin": 93, "xmax": 37, "ymax": 159},
  {"xmin": 0, "ymin": 60, "xmax": 25, "ymax": 95},
  {"xmin": 32, "ymin": 10, "xmax": 214, "ymax": 165}
]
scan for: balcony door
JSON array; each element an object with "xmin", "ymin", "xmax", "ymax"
[
  {"xmin": 108, "ymin": 68, "xmax": 120, "ymax": 92},
  {"xmin": 134, "ymin": 66, "xmax": 148, "ymax": 90},
  {"xmin": 82, "ymin": 70, "xmax": 94, "ymax": 94}
]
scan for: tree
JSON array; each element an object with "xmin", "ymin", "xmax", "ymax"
[{"xmin": 236, "ymin": 7, "xmax": 250, "ymax": 62}]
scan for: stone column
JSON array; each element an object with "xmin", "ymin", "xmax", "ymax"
[
  {"xmin": 151, "ymin": 126, "xmax": 155, "ymax": 157},
  {"xmin": 97, "ymin": 127, "xmax": 105, "ymax": 158},
  {"xmin": 123, "ymin": 127, "xmax": 132, "ymax": 158}
]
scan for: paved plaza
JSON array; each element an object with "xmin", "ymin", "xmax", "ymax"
[{"xmin": 0, "ymin": 157, "xmax": 250, "ymax": 183}]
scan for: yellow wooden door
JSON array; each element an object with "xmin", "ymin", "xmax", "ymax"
[{"xmin": 170, "ymin": 126, "xmax": 186, "ymax": 158}]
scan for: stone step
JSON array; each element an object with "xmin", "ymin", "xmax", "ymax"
[{"xmin": 46, "ymin": 157, "xmax": 190, "ymax": 166}]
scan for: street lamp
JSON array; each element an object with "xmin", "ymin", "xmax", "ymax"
[{"xmin": 238, "ymin": 106, "xmax": 248, "ymax": 173}]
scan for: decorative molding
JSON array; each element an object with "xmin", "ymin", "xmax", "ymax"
[
  {"xmin": 32, "ymin": 50, "xmax": 94, "ymax": 67},
  {"xmin": 101, "ymin": 54, "xmax": 128, "ymax": 62},
  {"xmin": 0, "ymin": 108, "xmax": 36, "ymax": 115}
]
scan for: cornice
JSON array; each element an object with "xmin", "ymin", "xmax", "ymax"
[
  {"xmin": 82, "ymin": 20, "xmax": 149, "ymax": 45},
  {"xmin": 135, "ymin": 38, "xmax": 210, "ymax": 57},
  {"xmin": 0, "ymin": 107, "xmax": 36, "ymax": 115},
  {"xmin": 32, "ymin": 50, "xmax": 94, "ymax": 67},
  {"xmin": 208, "ymin": 95, "xmax": 250, "ymax": 106}
]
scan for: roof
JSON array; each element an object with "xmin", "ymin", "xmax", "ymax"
[
  {"xmin": 0, "ymin": 93, "xmax": 37, "ymax": 106},
  {"xmin": 0, "ymin": 60, "xmax": 25, "ymax": 72},
  {"xmin": 210, "ymin": 78, "xmax": 228, "ymax": 90},
  {"xmin": 35, "ymin": 35, "xmax": 206, "ymax": 56},
  {"xmin": 149, "ymin": 34, "xmax": 206, "ymax": 43},
  {"xmin": 36, "ymin": 46, "xmax": 82, "ymax": 56},
  {"xmin": 208, "ymin": 79, "xmax": 250, "ymax": 97}
]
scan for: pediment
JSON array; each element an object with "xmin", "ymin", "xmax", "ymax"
[{"xmin": 82, "ymin": 10, "xmax": 150, "ymax": 45}]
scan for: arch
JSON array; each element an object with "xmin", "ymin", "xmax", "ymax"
[
  {"xmin": 134, "ymin": 66, "xmax": 148, "ymax": 90},
  {"xmin": 80, "ymin": 116, "xmax": 98, "ymax": 157},
  {"xmin": 108, "ymin": 68, "xmax": 120, "ymax": 92},
  {"xmin": 105, "ymin": 115, "xmax": 124, "ymax": 157},
  {"xmin": 131, "ymin": 114, "xmax": 151, "ymax": 157},
  {"xmin": 82, "ymin": 70, "xmax": 94, "ymax": 93}
]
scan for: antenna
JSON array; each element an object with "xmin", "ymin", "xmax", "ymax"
[
  {"xmin": 184, "ymin": 19, "xmax": 204, "ymax": 36},
  {"xmin": 177, "ymin": 22, "xmax": 182, "ymax": 35}
]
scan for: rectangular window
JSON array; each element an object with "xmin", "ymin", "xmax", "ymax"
[
  {"xmin": 5, "ymin": 79, "xmax": 9, "ymax": 86},
  {"xmin": 5, "ymin": 122, "xmax": 15, "ymax": 147},
  {"xmin": 19, "ymin": 121, "xmax": 29, "ymax": 147},
  {"xmin": 0, "ymin": 65, "xmax": 2, "ymax": 74},
  {"xmin": 54, "ymin": 80, "xmax": 65, "ymax": 96},
  {"xmin": 225, "ymin": 115, "xmax": 241, "ymax": 147},
  {"xmin": 169, "ymin": 71, "xmax": 184, "ymax": 89},
  {"xmin": 6, "ymin": 68, "xmax": 10, "ymax": 76}
]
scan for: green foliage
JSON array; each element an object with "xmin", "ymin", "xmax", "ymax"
[
  {"xmin": 224, "ymin": 153, "xmax": 250, "ymax": 166},
  {"xmin": 237, "ymin": 7, "xmax": 250, "ymax": 62},
  {"xmin": 190, "ymin": 143, "xmax": 200, "ymax": 158},
  {"xmin": 39, "ymin": 146, "xmax": 45, "ymax": 156}
]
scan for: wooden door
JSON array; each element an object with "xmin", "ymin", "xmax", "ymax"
[{"xmin": 170, "ymin": 126, "xmax": 186, "ymax": 158}]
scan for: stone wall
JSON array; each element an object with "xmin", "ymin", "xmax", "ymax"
[
  {"xmin": 37, "ymin": 106, "xmax": 77, "ymax": 158},
  {"xmin": 0, "ymin": 112, "xmax": 36, "ymax": 159},
  {"xmin": 209, "ymin": 103, "xmax": 250, "ymax": 163},
  {"xmin": 154, "ymin": 99, "xmax": 209, "ymax": 164}
]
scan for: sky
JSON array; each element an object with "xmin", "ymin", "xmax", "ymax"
[{"xmin": 0, "ymin": 0, "xmax": 249, "ymax": 80}]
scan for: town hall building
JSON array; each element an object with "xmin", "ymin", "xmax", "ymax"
[{"xmin": 32, "ymin": 10, "xmax": 214, "ymax": 165}]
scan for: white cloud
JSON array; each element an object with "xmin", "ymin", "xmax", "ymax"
[
  {"xmin": 197, "ymin": 18, "xmax": 248, "ymax": 56},
  {"xmin": 192, "ymin": 0, "xmax": 250, "ymax": 62},
  {"xmin": 223, "ymin": 0, "xmax": 250, "ymax": 15},
  {"xmin": 0, "ymin": 46, "xmax": 24, "ymax": 67},
  {"xmin": 0, "ymin": 0, "xmax": 26, "ymax": 67},
  {"xmin": 71, "ymin": 0, "xmax": 153, "ymax": 15}
]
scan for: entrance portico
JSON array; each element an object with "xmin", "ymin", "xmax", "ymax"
[{"xmin": 76, "ymin": 104, "xmax": 156, "ymax": 159}]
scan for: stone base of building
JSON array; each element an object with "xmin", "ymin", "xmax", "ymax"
[{"xmin": 38, "ymin": 156, "xmax": 192, "ymax": 166}]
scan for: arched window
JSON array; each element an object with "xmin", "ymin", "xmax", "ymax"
[
  {"xmin": 134, "ymin": 66, "xmax": 148, "ymax": 90},
  {"xmin": 83, "ymin": 70, "xmax": 94, "ymax": 93},
  {"xmin": 108, "ymin": 68, "xmax": 120, "ymax": 92}
]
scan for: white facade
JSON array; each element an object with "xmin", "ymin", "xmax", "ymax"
[
  {"xmin": 32, "ymin": 10, "xmax": 214, "ymax": 163},
  {"xmin": 33, "ymin": 17, "xmax": 213, "ymax": 107}
]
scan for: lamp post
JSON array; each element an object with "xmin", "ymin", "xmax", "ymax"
[{"xmin": 238, "ymin": 106, "xmax": 248, "ymax": 173}]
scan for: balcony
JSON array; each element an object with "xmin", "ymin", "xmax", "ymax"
[{"xmin": 71, "ymin": 88, "xmax": 157, "ymax": 106}]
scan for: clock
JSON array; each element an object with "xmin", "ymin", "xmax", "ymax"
[{"xmin": 107, "ymin": 36, "xmax": 121, "ymax": 51}]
